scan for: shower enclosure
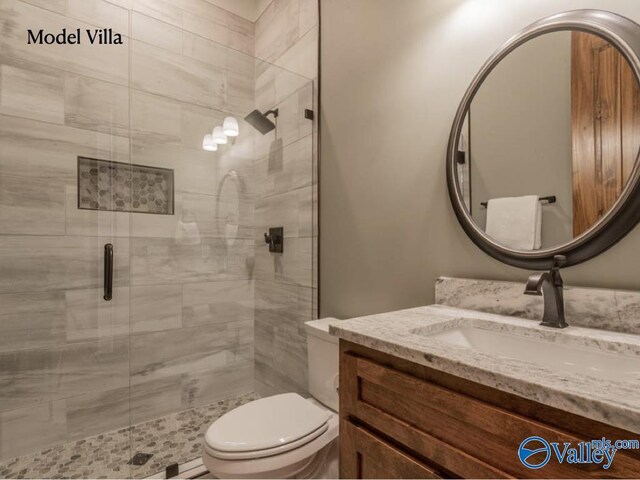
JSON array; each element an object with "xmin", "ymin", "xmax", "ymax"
[{"xmin": 0, "ymin": 0, "xmax": 318, "ymax": 478}]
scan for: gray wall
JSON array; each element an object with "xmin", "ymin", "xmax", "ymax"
[
  {"xmin": 320, "ymin": 0, "xmax": 640, "ymax": 320},
  {"xmin": 470, "ymin": 31, "xmax": 574, "ymax": 248}
]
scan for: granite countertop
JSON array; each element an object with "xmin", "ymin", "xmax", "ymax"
[{"xmin": 329, "ymin": 304, "xmax": 640, "ymax": 434}]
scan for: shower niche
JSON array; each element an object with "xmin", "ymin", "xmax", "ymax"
[{"xmin": 77, "ymin": 156, "xmax": 175, "ymax": 215}]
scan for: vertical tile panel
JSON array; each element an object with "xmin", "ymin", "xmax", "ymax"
[
  {"xmin": 65, "ymin": 387, "xmax": 131, "ymax": 440},
  {"xmin": 254, "ymin": 134, "xmax": 313, "ymax": 198},
  {"xmin": 131, "ymin": 90, "xmax": 182, "ymax": 142},
  {"xmin": 131, "ymin": 41, "xmax": 227, "ymax": 109},
  {"xmin": 0, "ymin": 175, "xmax": 66, "ymax": 235},
  {"xmin": 65, "ymin": 74, "xmax": 130, "ymax": 135},
  {"xmin": 299, "ymin": 0, "xmax": 319, "ymax": 35},
  {"xmin": 129, "ymin": 325, "xmax": 229, "ymax": 385},
  {"xmin": 182, "ymin": 31, "xmax": 228, "ymax": 67},
  {"xmin": 66, "ymin": 0, "xmax": 130, "ymax": 31},
  {"xmin": 254, "ymin": 236, "xmax": 313, "ymax": 287},
  {"xmin": 131, "ymin": 12, "xmax": 183, "ymax": 54},
  {"xmin": 254, "ymin": 0, "xmax": 300, "ymax": 64},
  {"xmin": 20, "ymin": 0, "xmax": 66, "ymax": 14},
  {"xmin": 0, "ymin": 61, "xmax": 64, "ymax": 124},
  {"xmin": 182, "ymin": 11, "xmax": 229, "ymax": 45},
  {"xmin": 65, "ymin": 286, "xmax": 130, "ymax": 342},
  {"xmin": 130, "ymin": 284, "xmax": 183, "ymax": 333},
  {"xmin": 0, "ymin": 291, "xmax": 66, "ymax": 352},
  {"xmin": 57, "ymin": 338, "xmax": 130, "ymax": 398},
  {"xmin": 131, "ymin": 0, "xmax": 183, "ymax": 28},
  {"xmin": 228, "ymin": 70, "xmax": 256, "ymax": 116},
  {"xmin": 0, "ymin": 400, "xmax": 67, "ymax": 461},
  {"xmin": 182, "ymin": 280, "xmax": 254, "ymax": 327},
  {"xmin": 181, "ymin": 361, "xmax": 253, "ymax": 409},
  {"xmin": 274, "ymin": 25, "xmax": 318, "ymax": 80},
  {"xmin": 254, "ymin": 185, "xmax": 313, "ymax": 238},
  {"xmin": 129, "ymin": 375, "xmax": 184, "ymax": 424}
]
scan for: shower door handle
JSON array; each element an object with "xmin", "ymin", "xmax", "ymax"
[{"xmin": 103, "ymin": 243, "xmax": 113, "ymax": 301}]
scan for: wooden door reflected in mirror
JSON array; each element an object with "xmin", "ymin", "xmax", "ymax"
[{"xmin": 572, "ymin": 32, "xmax": 640, "ymax": 237}]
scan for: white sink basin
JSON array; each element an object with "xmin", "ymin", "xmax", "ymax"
[{"xmin": 424, "ymin": 324, "xmax": 640, "ymax": 382}]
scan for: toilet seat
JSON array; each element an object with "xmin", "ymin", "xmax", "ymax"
[
  {"xmin": 204, "ymin": 393, "xmax": 330, "ymax": 460},
  {"xmin": 203, "ymin": 405, "xmax": 339, "ymax": 479},
  {"xmin": 204, "ymin": 422, "xmax": 329, "ymax": 460}
]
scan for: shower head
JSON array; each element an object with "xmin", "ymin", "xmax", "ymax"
[{"xmin": 244, "ymin": 108, "xmax": 278, "ymax": 135}]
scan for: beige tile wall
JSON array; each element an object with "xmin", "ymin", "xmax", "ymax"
[
  {"xmin": 0, "ymin": 0, "xmax": 259, "ymax": 462},
  {"xmin": 253, "ymin": 0, "xmax": 319, "ymax": 397},
  {"xmin": 0, "ymin": 0, "xmax": 319, "ymax": 463}
]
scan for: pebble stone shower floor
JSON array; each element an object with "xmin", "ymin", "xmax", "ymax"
[{"xmin": 0, "ymin": 392, "xmax": 260, "ymax": 479}]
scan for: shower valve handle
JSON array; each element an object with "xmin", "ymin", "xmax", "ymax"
[
  {"xmin": 264, "ymin": 227, "xmax": 284, "ymax": 253},
  {"xmin": 264, "ymin": 232, "xmax": 281, "ymax": 246}
]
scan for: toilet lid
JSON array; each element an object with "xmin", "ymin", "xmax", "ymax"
[{"xmin": 204, "ymin": 393, "xmax": 330, "ymax": 453}]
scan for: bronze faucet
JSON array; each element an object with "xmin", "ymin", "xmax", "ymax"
[{"xmin": 524, "ymin": 255, "xmax": 568, "ymax": 328}]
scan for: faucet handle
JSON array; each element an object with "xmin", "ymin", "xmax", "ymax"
[{"xmin": 524, "ymin": 272, "xmax": 546, "ymax": 296}]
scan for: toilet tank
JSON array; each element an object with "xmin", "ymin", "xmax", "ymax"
[{"xmin": 304, "ymin": 318, "xmax": 340, "ymax": 412}]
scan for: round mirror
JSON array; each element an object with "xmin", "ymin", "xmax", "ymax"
[{"xmin": 447, "ymin": 10, "xmax": 640, "ymax": 269}]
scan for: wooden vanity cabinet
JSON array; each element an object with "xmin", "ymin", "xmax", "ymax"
[{"xmin": 339, "ymin": 340, "xmax": 640, "ymax": 479}]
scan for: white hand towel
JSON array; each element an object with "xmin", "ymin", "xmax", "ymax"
[{"xmin": 485, "ymin": 195, "xmax": 542, "ymax": 250}]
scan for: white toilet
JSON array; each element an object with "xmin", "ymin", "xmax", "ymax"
[{"xmin": 202, "ymin": 318, "xmax": 340, "ymax": 479}]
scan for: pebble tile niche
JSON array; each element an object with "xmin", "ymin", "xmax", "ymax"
[{"xmin": 77, "ymin": 157, "xmax": 174, "ymax": 215}]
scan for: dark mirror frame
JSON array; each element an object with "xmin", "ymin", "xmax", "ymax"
[{"xmin": 447, "ymin": 9, "xmax": 640, "ymax": 270}]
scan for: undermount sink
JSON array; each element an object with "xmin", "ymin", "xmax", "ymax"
[{"xmin": 420, "ymin": 322, "xmax": 640, "ymax": 383}]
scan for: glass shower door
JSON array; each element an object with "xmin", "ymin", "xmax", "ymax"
[
  {"xmin": 126, "ymin": 41, "xmax": 315, "ymax": 475},
  {"xmin": 0, "ymin": 1, "xmax": 133, "ymax": 477},
  {"xmin": 0, "ymin": 132, "xmax": 134, "ymax": 480},
  {"xmin": 125, "ymin": 47, "xmax": 260, "ymax": 475}
]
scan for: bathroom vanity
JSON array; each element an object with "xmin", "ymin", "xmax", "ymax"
[{"xmin": 331, "ymin": 301, "xmax": 640, "ymax": 478}]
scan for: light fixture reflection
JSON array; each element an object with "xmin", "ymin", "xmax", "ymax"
[
  {"xmin": 202, "ymin": 133, "xmax": 218, "ymax": 151},
  {"xmin": 212, "ymin": 126, "xmax": 228, "ymax": 144},
  {"xmin": 223, "ymin": 116, "xmax": 239, "ymax": 137}
]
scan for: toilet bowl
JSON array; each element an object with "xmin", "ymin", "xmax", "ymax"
[{"xmin": 202, "ymin": 318, "xmax": 340, "ymax": 479}]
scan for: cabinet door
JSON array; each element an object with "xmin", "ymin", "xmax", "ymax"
[{"xmin": 341, "ymin": 420, "xmax": 440, "ymax": 479}]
